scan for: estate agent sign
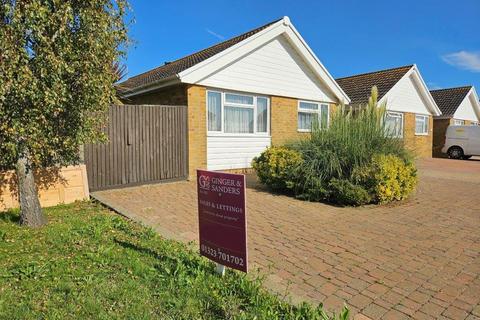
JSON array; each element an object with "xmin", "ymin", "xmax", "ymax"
[{"xmin": 197, "ymin": 170, "xmax": 248, "ymax": 273}]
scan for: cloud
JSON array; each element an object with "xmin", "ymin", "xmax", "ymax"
[
  {"xmin": 442, "ymin": 51, "xmax": 480, "ymax": 72},
  {"xmin": 205, "ymin": 28, "xmax": 225, "ymax": 41}
]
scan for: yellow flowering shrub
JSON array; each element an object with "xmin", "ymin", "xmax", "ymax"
[
  {"xmin": 354, "ymin": 154, "xmax": 417, "ymax": 203},
  {"xmin": 252, "ymin": 146, "xmax": 303, "ymax": 191}
]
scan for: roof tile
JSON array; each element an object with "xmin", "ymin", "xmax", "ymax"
[
  {"xmin": 335, "ymin": 65, "xmax": 413, "ymax": 105},
  {"xmin": 429, "ymin": 86, "xmax": 472, "ymax": 117},
  {"xmin": 118, "ymin": 18, "xmax": 281, "ymax": 94}
]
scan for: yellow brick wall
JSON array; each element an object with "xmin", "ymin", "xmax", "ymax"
[
  {"xmin": 187, "ymin": 85, "xmax": 207, "ymax": 179},
  {"xmin": 403, "ymin": 113, "xmax": 433, "ymax": 158},
  {"xmin": 0, "ymin": 165, "xmax": 89, "ymax": 211},
  {"xmin": 270, "ymin": 96, "xmax": 337, "ymax": 146}
]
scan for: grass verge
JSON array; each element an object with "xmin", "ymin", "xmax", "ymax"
[{"xmin": 0, "ymin": 201, "xmax": 348, "ymax": 319}]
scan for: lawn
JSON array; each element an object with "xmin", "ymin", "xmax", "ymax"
[{"xmin": 0, "ymin": 201, "xmax": 347, "ymax": 320}]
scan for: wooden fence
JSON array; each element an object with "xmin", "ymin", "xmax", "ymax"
[{"xmin": 84, "ymin": 105, "xmax": 188, "ymax": 191}]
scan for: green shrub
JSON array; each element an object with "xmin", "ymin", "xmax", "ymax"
[
  {"xmin": 254, "ymin": 87, "xmax": 418, "ymax": 206},
  {"xmin": 287, "ymin": 87, "xmax": 415, "ymax": 205},
  {"xmin": 353, "ymin": 154, "xmax": 417, "ymax": 203},
  {"xmin": 252, "ymin": 146, "xmax": 303, "ymax": 191},
  {"xmin": 328, "ymin": 178, "xmax": 372, "ymax": 206}
]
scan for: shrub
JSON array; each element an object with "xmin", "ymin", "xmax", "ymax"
[
  {"xmin": 254, "ymin": 87, "xmax": 417, "ymax": 206},
  {"xmin": 252, "ymin": 146, "xmax": 303, "ymax": 191},
  {"xmin": 328, "ymin": 178, "xmax": 372, "ymax": 206},
  {"xmin": 353, "ymin": 154, "xmax": 417, "ymax": 203},
  {"xmin": 288, "ymin": 87, "xmax": 415, "ymax": 205}
]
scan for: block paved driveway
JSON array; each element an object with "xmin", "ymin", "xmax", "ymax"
[{"xmin": 93, "ymin": 158, "xmax": 480, "ymax": 319}]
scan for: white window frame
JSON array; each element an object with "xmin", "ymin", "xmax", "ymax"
[
  {"xmin": 385, "ymin": 111, "xmax": 404, "ymax": 138},
  {"xmin": 206, "ymin": 89, "xmax": 270, "ymax": 136},
  {"xmin": 415, "ymin": 114, "xmax": 429, "ymax": 136},
  {"xmin": 297, "ymin": 100, "xmax": 330, "ymax": 132},
  {"xmin": 472, "ymin": 121, "xmax": 479, "ymax": 126},
  {"xmin": 453, "ymin": 119, "xmax": 465, "ymax": 126}
]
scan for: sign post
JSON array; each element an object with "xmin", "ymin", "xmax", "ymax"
[{"xmin": 197, "ymin": 170, "xmax": 248, "ymax": 274}]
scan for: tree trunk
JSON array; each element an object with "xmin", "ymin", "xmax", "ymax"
[{"xmin": 16, "ymin": 154, "xmax": 47, "ymax": 227}]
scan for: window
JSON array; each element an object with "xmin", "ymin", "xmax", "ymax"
[
  {"xmin": 207, "ymin": 91, "xmax": 222, "ymax": 131},
  {"xmin": 298, "ymin": 101, "xmax": 329, "ymax": 132},
  {"xmin": 415, "ymin": 115, "xmax": 429, "ymax": 135},
  {"xmin": 256, "ymin": 97, "xmax": 268, "ymax": 133},
  {"xmin": 385, "ymin": 112, "xmax": 404, "ymax": 138},
  {"xmin": 453, "ymin": 119, "xmax": 465, "ymax": 126},
  {"xmin": 471, "ymin": 121, "xmax": 479, "ymax": 126},
  {"xmin": 207, "ymin": 90, "xmax": 269, "ymax": 135}
]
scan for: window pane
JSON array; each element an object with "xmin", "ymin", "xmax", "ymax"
[
  {"xmin": 415, "ymin": 116, "xmax": 428, "ymax": 134},
  {"xmin": 320, "ymin": 104, "xmax": 329, "ymax": 129},
  {"xmin": 256, "ymin": 97, "xmax": 268, "ymax": 133},
  {"xmin": 207, "ymin": 92, "xmax": 221, "ymax": 131},
  {"xmin": 385, "ymin": 113, "xmax": 402, "ymax": 137},
  {"xmin": 299, "ymin": 102, "xmax": 318, "ymax": 110},
  {"xmin": 298, "ymin": 112, "xmax": 315, "ymax": 130},
  {"xmin": 225, "ymin": 106, "xmax": 254, "ymax": 133},
  {"xmin": 225, "ymin": 93, "xmax": 253, "ymax": 105},
  {"xmin": 415, "ymin": 116, "xmax": 424, "ymax": 133}
]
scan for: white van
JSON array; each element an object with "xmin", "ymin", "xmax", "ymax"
[{"xmin": 442, "ymin": 125, "xmax": 480, "ymax": 159}]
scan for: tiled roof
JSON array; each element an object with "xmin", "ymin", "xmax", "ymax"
[
  {"xmin": 335, "ymin": 65, "xmax": 413, "ymax": 104},
  {"xmin": 429, "ymin": 86, "xmax": 472, "ymax": 117},
  {"xmin": 118, "ymin": 18, "xmax": 281, "ymax": 94}
]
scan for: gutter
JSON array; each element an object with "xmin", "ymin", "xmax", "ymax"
[{"xmin": 117, "ymin": 74, "xmax": 181, "ymax": 98}]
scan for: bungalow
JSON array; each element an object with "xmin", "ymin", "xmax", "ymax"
[
  {"xmin": 118, "ymin": 17, "xmax": 350, "ymax": 177},
  {"xmin": 335, "ymin": 65, "xmax": 442, "ymax": 158},
  {"xmin": 430, "ymin": 86, "xmax": 480, "ymax": 157}
]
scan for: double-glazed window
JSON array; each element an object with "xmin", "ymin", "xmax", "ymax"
[
  {"xmin": 453, "ymin": 119, "xmax": 465, "ymax": 126},
  {"xmin": 298, "ymin": 101, "xmax": 329, "ymax": 132},
  {"xmin": 415, "ymin": 115, "xmax": 429, "ymax": 135},
  {"xmin": 385, "ymin": 111, "xmax": 404, "ymax": 138},
  {"xmin": 207, "ymin": 91, "xmax": 269, "ymax": 134}
]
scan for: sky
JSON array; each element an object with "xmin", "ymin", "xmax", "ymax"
[{"xmin": 123, "ymin": 0, "xmax": 480, "ymax": 91}]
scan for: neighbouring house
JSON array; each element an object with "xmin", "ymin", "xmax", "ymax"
[
  {"xmin": 118, "ymin": 17, "xmax": 350, "ymax": 177},
  {"xmin": 335, "ymin": 65, "xmax": 442, "ymax": 158},
  {"xmin": 430, "ymin": 86, "xmax": 480, "ymax": 157}
]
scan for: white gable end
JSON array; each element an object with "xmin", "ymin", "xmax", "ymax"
[
  {"xmin": 196, "ymin": 35, "xmax": 337, "ymax": 102},
  {"xmin": 383, "ymin": 73, "xmax": 432, "ymax": 115},
  {"xmin": 454, "ymin": 92, "xmax": 480, "ymax": 121}
]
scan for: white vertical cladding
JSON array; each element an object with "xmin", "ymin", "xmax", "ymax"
[
  {"xmin": 207, "ymin": 136, "xmax": 271, "ymax": 170},
  {"xmin": 384, "ymin": 74, "xmax": 432, "ymax": 115},
  {"xmin": 453, "ymin": 91, "xmax": 480, "ymax": 122},
  {"xmin": 198, "ymin": 35, "xmax": 336, "ymax": 103}
]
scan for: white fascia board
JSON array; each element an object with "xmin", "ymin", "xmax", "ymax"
[
  {"xmin": 283, "ymin": 21, "xmax": 351, "ymax": 104},
  {"xmin": 178, "ymin": 20, "xmax": 285, "ymax": 82},
  {"xmin": 179, "ymin": 16, "xmax": 351, "ymax": 104},
  {"xmin": 410, "ymin": 65, "xmax": 442, "ymax": 116},
  {"xmin": 453, "ymin": 87, "xmax": 480, "ymax": 121},
  {"xmin": 378, "ymin": 65, "xmax": 442, "ymax": 116},
  {"xmin": 469, "ymin": 87, "xmax": 480, "ymax": 120}
]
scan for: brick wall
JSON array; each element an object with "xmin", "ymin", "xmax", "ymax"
[
  {"xmin": 186, "ymin": 85, "xmax": 207, "ymax": 179},
  {"xmin": 121, "ymin": 84, "xmax": 188, "ymax": 105},
  {"xmin": 403, "ymin": 113, "xmax": 433, "ymax": 158},
  {"xmin": 433, "ymin": 118, "xmax": 451, "ymax": 158},
  {"xmin": 270, "ymin": 96, "xmax": 337, "ymax": 146},
  {"xmin": 0, "ymin": 165, "xmax": 89, "ymax": 211}
]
